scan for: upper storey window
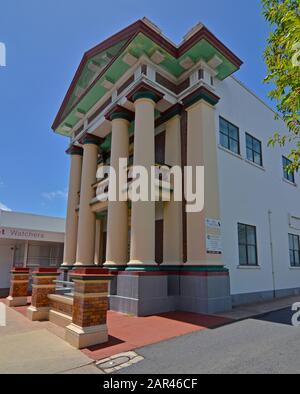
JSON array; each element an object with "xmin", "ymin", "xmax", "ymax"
[
  {"xmin": 246, "ymin": 133, "xmax": 263, "ymax": 166},
  {"xmin": 282, "ymin": 156, "xmax": 295, "ymax": 183},
  {"xmin": 219, "ymin": 117, "xmax": 240, "ymax": 155}
]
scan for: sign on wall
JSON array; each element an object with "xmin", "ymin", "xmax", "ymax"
[
  {"xmin": 0, "ymin": 227, "xmax": 63, "ymax": 243},
  {"xmin": 0, "ymin": 228, "xmax": 45, "ymax": 240},
  {"xmin": 206, "ymin": 218, "xmax": 223, "ymax": 255}
]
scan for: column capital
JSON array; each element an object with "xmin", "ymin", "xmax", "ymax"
[
  {"xmin": 66, "ymin": 145, "xmax": 83, "ymax": 156},
  {"xmin": 182, "ymin": 86, "xmax": 220, "ymax": 109},
  {"xmin": 79, "ymin": 133, "xmax": 104, "ymax": 146},
  {"xmin": 105, "ymin": 104, "xmax": 134, "ymax": 122},
  {"xmin": 127, "ymin": 82, "xmax": 163, "ymax": 104},
  {"xmin": 155, "ymin": 103, "xmax": 184, "ymax": 128}
]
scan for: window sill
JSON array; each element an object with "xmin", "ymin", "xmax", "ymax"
[
  {"xmin": 289, "ymin": 266, "xmax": 300, "ymax": 270},
  {"xmin": 282, "ymin": 178, "xmax": 297, "ymax": 187},
  {"xmin": 244, "ymin": 159, "xmax": 265, "ymax": 171},
  {"xmin": 237, "ymin": 265, "xmax": 261, "ymax": 270},
  {"xmin": 218, "ymin": 145, "xmax": 243, "ymax": 160}
]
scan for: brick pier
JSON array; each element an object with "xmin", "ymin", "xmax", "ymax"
[
  {"xmin": 65, "ymin": 268, "xmax": 113, "ymax": 349},
  {"xmin": 27, "ymin": 268, "xmax": 60, "ymax": 321},
  {"xmin": 7, "ymin": 268, "xmax": 30, "ymax": 307}
]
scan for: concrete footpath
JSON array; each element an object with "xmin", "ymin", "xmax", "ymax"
[
  {"xmin": 0, "ymin": 304, "xmax": 102, "ymax": 374},
  {"xmin": 216, "ymin": 295, "xmax": 300, "ymax": 320}
]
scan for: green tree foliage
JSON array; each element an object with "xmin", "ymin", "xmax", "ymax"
[{"xmin": 262, "ymin": 0, "xmax": 300, "ymax": 172}]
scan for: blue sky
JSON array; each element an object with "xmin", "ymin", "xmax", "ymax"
[{"xmin": 0, "ymin": 0, "xmax": 272, "ymax": 218}]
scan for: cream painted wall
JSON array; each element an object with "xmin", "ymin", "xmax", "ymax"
[{"xmin": 215, "ymin": 76, "xmax": 300, "ymax": 296}]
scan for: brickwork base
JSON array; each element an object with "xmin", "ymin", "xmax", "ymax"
[
  {"xmin": 65, "ymin": 323, "xmax": 108, "ymax": 349},
  {"xmin": 27, "ymin": 306, "xmax": 50, "ymax": 321},
  {"xmin": 7, "ymin": 296, "xmax": 28, "ymax": 307}
]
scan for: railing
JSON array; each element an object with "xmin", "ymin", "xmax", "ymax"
[
  {"xmin": 92, "ymin": 163, "xmax": 173, "ymax": 205},
  {"xmin": 54, "ymin": 280, "xmax": 74, "ymax": 297},
  {"xmin": 128, "ymin": 163, "xmax": 173, "ymax": 185}
]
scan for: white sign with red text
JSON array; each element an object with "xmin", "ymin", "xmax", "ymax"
[{"xmin": 0, "ymin": 227, "xmax": 63, "ymax": 243}]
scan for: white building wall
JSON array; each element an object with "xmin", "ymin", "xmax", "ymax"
[
  {"xmin": 0, "ymin": 211, "xmax": 66, "ymax": 295},
  {"xmin": 215, "ymin": 76, "xmax": 300, "ymax": 299},
  {"xmin": 0, "ymin": 240, "xmax": 14, "ymax": 291},
  {"xmin": 0, "ymin": 211, "xmax": 65, "ymax": 233}
]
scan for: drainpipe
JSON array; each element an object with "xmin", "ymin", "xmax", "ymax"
[{"xmin": 268, "ymin": 209, "xmax": 276, "ymax": 299}]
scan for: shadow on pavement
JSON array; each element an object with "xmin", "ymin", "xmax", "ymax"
[{"xmin": 255, "ymin": 308, "xmax": 294, "ymax": 326}]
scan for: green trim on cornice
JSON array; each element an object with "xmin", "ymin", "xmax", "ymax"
[{"xmin": 54, "ymin": 29, "xmax": 241, "ymax": 135}]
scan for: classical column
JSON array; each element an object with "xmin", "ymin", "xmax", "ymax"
[
  {"xmin": 62, "ymin": 146, "xmax": 83, "ymax": 267},
  {"xmin": 162, "ymin": 113, "xmax": 183, "ymax": 266},
  {"xmin": 94, "ymin": 218, "xmax": 102, "ymax": 265},
  {"xmin": 75, "ymin": 134, "xmax": 101, "ymax": 266},
  {"xmin": 184, "ymin": 90, "xmax": 222, "ymax": 266},
  {"xmin": 128, "ymin": 92, "xmax": 158, "ymax": 268},
  {"xmin": 104, "ymin": 108, "xmax": 132, "ymax": 269}
]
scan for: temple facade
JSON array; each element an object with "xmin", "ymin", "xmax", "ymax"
[{"xmin": 52, "ymin": 18, "xmax": 300, "ymax": 316}]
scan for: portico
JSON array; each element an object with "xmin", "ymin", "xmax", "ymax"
[{"xmin": 52, "ymin": 18, "xmax": 243, "ymax": 315}]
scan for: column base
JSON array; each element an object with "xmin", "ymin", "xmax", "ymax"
[
  {"xmin": 104, "ymin": 262, "xmax": 127, "ymax": 271},
  {"xmin": 110, "ymin": 272, "xmax": 172, "ymax": 316},
  {"xmin": 73, "ymin": 264, "xmax": 98, "ymax": 268},
  {"xmin": 6, "ymin": 296, "xmax": 28, "ymax": 307},
  {"xmin": 126, "ymin": 261, "xmax": 159, "ymax": 272},
  {"xmin": 27, "ymin": 306, "xmax": 50, "ymax": 321},
  {"xmin": 65, "ymin": 323, "xmax": 108, "ymax": 349},
  {"xmin": 60, "ymin": 265, "xmax": 74, "ymax": 270},
  {"xmin": 127, "ymin": 260, "xmax": 157, "ymax": 267},
  {"xmin": 160, "ymin": 262, "xmax": 183, "ymax": 268},
  {"xmin": 109, "ymin": 268, "xmax": 232, "ymax": 316}
]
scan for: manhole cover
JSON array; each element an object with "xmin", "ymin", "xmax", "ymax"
[
  {"xmin": 97, "ymin": 356, "xmax": 130, "ymax": 369},
  {"xmin": 96, "ymin": 351, "xmax": 144, "ymax": 373}
]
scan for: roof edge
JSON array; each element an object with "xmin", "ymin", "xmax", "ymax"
[{"xmin": 52, "ymin": 19, "xmax": 243, "ymax": 131}]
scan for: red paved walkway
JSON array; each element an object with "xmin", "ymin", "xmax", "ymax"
[
  {"xmin": 81, "ymin": 311, "xmax": 232, "ymax": 360},
  {"xmin": 2, "ymin": 298, "xmax": 232, "ymax": 361}
]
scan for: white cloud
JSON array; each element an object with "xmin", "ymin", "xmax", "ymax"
[
  {"xmin": 0, "ymin": 202, "xmax": 11, "ymax": 211},
  {"xmin": 42, "ymin": 189, "xmax": 68, "ymax": 201}
]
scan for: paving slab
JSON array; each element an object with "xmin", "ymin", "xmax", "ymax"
[
  {"xmin": 0, "ymin": 329, "xmax": 92, "ymax": 374},
  {"xmin": 215, "ymin": 295, "xmax": 300, "ymax": 320},
  {"xmin": 60, "ymin": 364, "xmax": 104, "ymax": 374}
]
